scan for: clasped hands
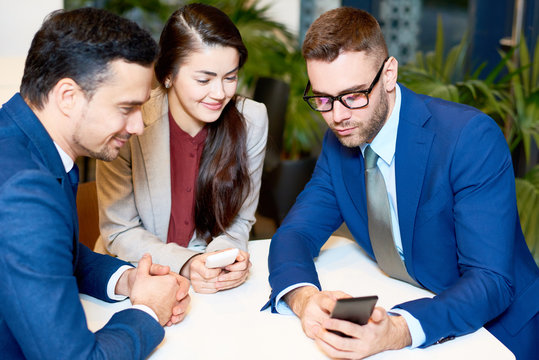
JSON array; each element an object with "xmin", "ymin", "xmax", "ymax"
[
  {"xmin": 117, "ymin": 253, "xmax": 191, "ymax": 327},
  {"xmin": 285, "ymin": 286, "xmax": 412, "ymax": 359},
  {"xmin": 180, "ymin": 249, "xmax": 251, "ymax": 293}
]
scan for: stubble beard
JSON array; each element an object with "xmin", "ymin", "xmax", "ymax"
[
  {"xmin": 333, "ymin": 90, "xmax": 389, "ymax": 148},
  {"xmin": 72, "ymin": 116, "xmax": 127, "ymax": 162}
]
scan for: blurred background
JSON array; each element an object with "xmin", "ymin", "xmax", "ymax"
[{"xmin": 1, "ymin": 0, "xmax": 537, "ymax": 262}]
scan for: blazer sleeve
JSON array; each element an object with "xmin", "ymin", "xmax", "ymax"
[
  {"xmin": 96, "ymin": 135, "xmax": 201, "ymax": 273},
  {"xmin": 0, "ymin": 170, "xmax": 163, "ymax": 360},
  {"xmin": 206, "ymin": 98, "xmax": 269, "ymax": 253},
  {"xmin": 266, "ymin": 131, "xmax": 345, "ymax": 311},
  {"xmin": 97, "ymin": 97, "xmax": 268, "ymax": 273}
]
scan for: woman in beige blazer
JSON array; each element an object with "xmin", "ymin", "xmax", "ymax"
[{"xmin": 95, "ymin": 3, "xmax": 268, "ymax": 293}]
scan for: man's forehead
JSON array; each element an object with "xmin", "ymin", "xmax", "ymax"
[{"xmin": 306, "ymin": 52, "xmax": 376, "ymax": 95}]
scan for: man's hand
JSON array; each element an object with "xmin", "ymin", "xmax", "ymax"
[
  {"xmin": 314, "ymin": 307, "xmax": 412, "ymax": 359},
  {"xmin": 285, "ymin": 286, "xmax": 349, "ymax": 339},
  {"xmin": 164, "ymin": 271, "xmax": 191, "ymax": 327},
  {"xmin": 285, "ymin": 287, "xmax": 411, "ymax": 359},
  {"xmin": 180, "ymin": 249, "xmax": 251, "ymax": 293},
  {"xmin": 127, "ymin": 254, "xmax": 187, "ymax": 326}
]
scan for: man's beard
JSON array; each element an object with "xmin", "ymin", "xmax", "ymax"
[
  {"xmin": 332, "ymin": 90, "xmax": 389, "ymax": 148},
  {"xmin": 72, "ymin": 124, "xmax": 129, "ymax": 162}
]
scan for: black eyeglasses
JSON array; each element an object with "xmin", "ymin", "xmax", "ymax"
[{"xmin": 303, "ymin": 57, "xmax": 389, "ymax": 112}]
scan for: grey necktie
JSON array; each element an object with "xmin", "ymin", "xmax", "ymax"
[{"xmin": 364, "ymin": 146, "xmax": 420, "ymax": 287}]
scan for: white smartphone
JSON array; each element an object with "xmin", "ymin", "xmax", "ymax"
[{"xmin": 205, "ymin": 248, "xmax": 239, "ymax": 269}]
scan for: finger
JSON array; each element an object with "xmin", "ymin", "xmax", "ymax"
[
  {"xmin": 370, "ymin": 307, "xmax": 386, "ymax": 323},
  {"xmin": 322, "ymin": 318, "xmax": 361, "ymax": 343},
  {"xmin": 317, "ymin": 293, "xmax": 338, "ymax": 313},
  {"xmin": 172, "ymin": 297, "xmax": 190, "ymax": 315},
  {"xmin": 192, "ymin": 285, "xmax": 219, "ymax": 294},
  {"xmin": 176, "ymin": 278, "xmax": 191, "ymax": 301},
  {"xmin": 314, "ymin": 336, "xmax": 356, "ymax": 359},
  {"xmin": 149, "ymin": 263, "xmax": 170, "ymax": 276},
  {"xmin": 192, "ymin": 261, "xmax": 222, "ymax": 280},
  {"xmin": 224, "ymin": 259, "xmax": 248, "ymax": 271},
  {"xmin": 218, "ymin": 268, "xmax": 248, "ymax": 282},
  {"xmin": 215, "ymin": 277, "xmax": 247, "ymax": 291},
  {"xmin": 136, "ymin": 253, "xmax": 152, "ymax": 276}
]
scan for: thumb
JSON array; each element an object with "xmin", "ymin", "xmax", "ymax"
[
  {"xmin": 371, "ymin": 307, "xmax": 385, "ymax": 322},
  {"xmin": 136, "ymin": 253, "xmax": 152, "ymax": 276}
]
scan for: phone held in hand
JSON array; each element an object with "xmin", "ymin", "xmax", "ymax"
[
  {"xmin": 329, "ymin": 295, "xmax": 378, "ymax": 337},
  {"xmin": 205, "ymin": 248, "xmax": 239, "ymax": 268}
]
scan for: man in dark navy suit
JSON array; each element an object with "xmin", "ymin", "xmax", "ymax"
[
  {"xmin": 0, "ymin": 8, "xmax": 190, "ymax": 359},
  {"xmin": 265, "ymin": 7, "xmax": 538, "ymax": 360}
]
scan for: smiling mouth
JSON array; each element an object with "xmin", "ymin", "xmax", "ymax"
[
  {"xmin": 112, "ymin": 136, "xmax": 129, "ymax": 147},
  {"xmin": 202, "ymin": 102, "xmax": 223, "ymax": 111}
]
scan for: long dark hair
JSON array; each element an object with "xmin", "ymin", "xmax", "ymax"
[{"xmin": 155, "ymin": 3, "xmax": 250, "ymax": 243}]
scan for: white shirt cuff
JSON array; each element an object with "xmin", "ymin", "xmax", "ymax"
[
  {"xmin": 274, "ymin": 283, "xmax": 318, "ymax": 315},
  {"xmin": 390, "ymin": 308, "xmax": 426, "ymax": 348},
  {"xmin": 107, "ymin": 265, "xmax": 133, "ymax": 301},
  {"xmin": 132, "ymin": 304, "xmax": 159, "ymax": 322}
]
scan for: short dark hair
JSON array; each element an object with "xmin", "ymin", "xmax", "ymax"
[
  {"xmin": 20, "ymin": 7, "xmax": 158, "ymax": 110},
  {"xmin": 302, "ymin": 7, "xmax": 388, "ymax": 65}
]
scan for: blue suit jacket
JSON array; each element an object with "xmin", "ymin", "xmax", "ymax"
[
  {"xmin": 0, "ymin": 94, "xmax": 164, "ymax": 359},
  {"xmin": 266, "ymin": 85, "xmax": 538, "ymax": 358}
]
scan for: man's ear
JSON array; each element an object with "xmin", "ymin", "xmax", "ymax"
[
  {"xmin": 382, "ymin": 56, "xmax": 398, "ymax": 93},
  {"xmin": 52, "ymin": 78, "xmax": 82, "ymax": 116}
]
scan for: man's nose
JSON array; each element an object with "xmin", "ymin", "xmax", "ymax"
[
  {"xmin": 331, "ymin": 100, "xmax": 352, "ymax": 124},
  {"xmin": 126, "ymin": 109, "xmax": 144, "ymax": 136}
]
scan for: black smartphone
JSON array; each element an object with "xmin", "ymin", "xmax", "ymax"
[{"xmin": 328, "ymin": 295, "xmax": 378, "ymax": 337}]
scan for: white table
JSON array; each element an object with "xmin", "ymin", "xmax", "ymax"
[{"xmin": 81, "ymin": 236, "xmax": 515, "ymax": 359}]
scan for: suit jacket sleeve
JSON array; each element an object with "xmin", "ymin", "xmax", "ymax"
[
  {"xmin": 0, "ymin": 170, "xmax": 163, "ymax": 360},
  {"xmin": 266, "ymin": 131, "xmax": 345, "ymax": 310}
]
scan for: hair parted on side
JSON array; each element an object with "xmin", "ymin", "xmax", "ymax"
[
  {"xmin": 154, "ymin": 3, "xmax": 247, "ymax": 87},
  {"xmin": 155, "ymin": 3, "xmax": 250, "ymax": 244},
  {"xmin": 302, "ymin": 7, "xmax": 388, "ymax": 64},
  {"xmin": 20, "ymin": 7, "xmax": 158, "ymax": 110}
]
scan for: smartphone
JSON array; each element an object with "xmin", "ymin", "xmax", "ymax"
[
  {"xmin": 205, "ymin": 248, "xmax": 239, "ymax": 268},
  {"xmin": 329, "ymin": 295, "xmax": 378, "ymax": 337}
]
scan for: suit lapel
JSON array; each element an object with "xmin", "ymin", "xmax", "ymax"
[
  {"xmin": 8, "ymin": 94, "xmax": 80, "ymax": 261},
  {"xmin": 395, "ymin": 86, "xmax": 434, "ymax": 277},
  {"xmin": 138, "ymin": 95, "xmax": 172, "ymax": 238}
]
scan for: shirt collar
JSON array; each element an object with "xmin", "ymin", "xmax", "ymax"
[
  {"xmin": 54, "ymin": 142, "xmax": 74, "ymax": 173},
  {"xmin": 360, "ymin": 84, "xmax": 401, "ymax": 166}
]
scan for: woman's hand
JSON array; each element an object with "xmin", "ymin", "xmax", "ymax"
[{"xmin": 181, "ymin": 249, "xmax": 251, "ymax": 293}]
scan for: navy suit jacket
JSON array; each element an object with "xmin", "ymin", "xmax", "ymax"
[
  {"xmin": 0, "ymin": 94, "xmax": 164, "ymax": 359},
  {"xmin": 266, "ymin": 85, "xmax": 538, "ymax": 358}
]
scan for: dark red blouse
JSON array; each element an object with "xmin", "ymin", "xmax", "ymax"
[{"xmin": 166, "ymin": 111, "xmax": 208, "ymax": 247}]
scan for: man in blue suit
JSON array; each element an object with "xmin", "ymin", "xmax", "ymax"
[
  {"xmin": 0, "ymin": 8, "xmax": 191, "ymax": 359},
  {"xmin": 265, "ymin": 7, "xmax": 538, "ymax": 359}
]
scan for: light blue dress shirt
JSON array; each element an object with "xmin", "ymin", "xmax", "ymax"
[{"xmin": 274, "ymin": 85, "xmax": 426, "ymax": 348}]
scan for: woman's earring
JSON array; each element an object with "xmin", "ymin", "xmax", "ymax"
[{"xmin": 165, "ymin": 79, "xmax": 171, "ymax": 89}]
